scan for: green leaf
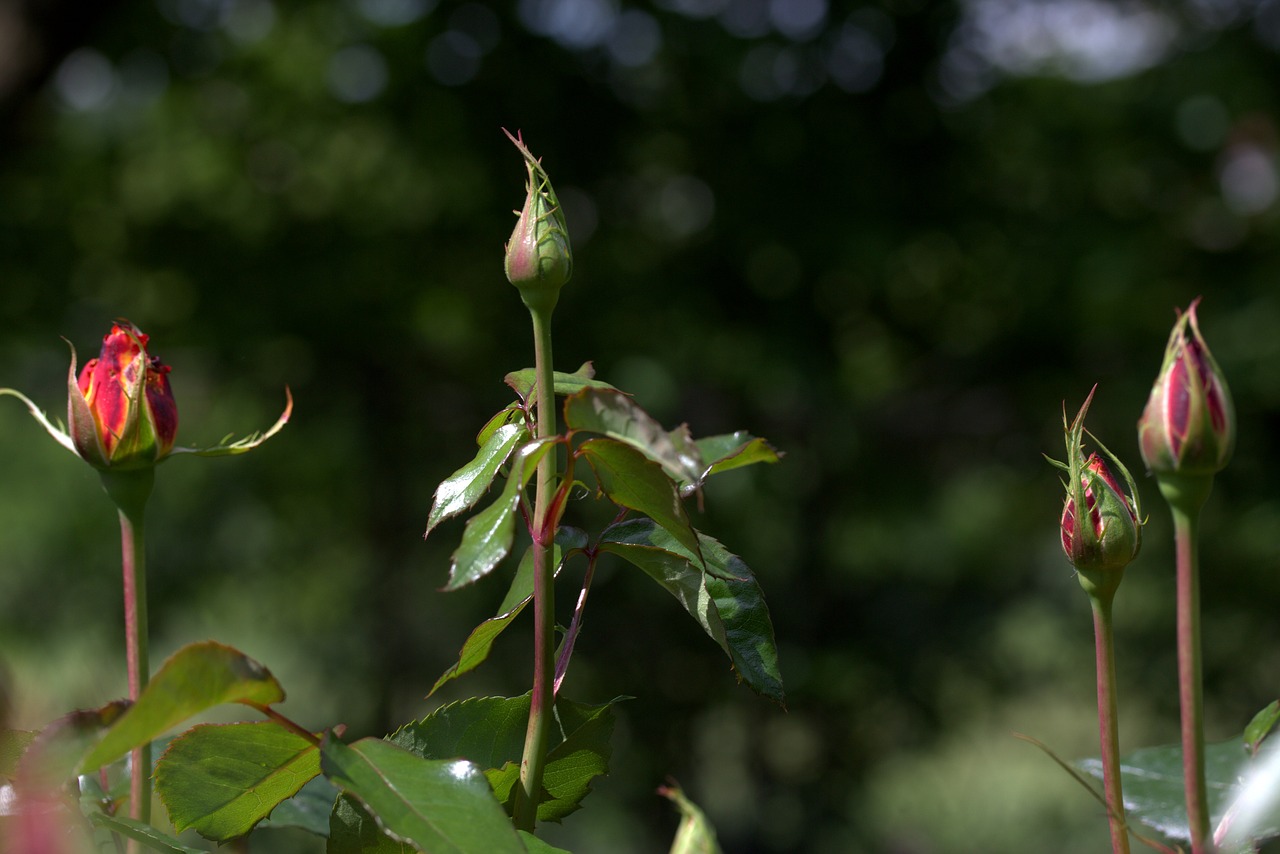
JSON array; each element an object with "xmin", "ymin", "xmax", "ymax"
[
  {"xmin": 426, "ymin": 422, "xmax": 528, "ymax": 536},
  {"xmin": 155, "ymin": 720, "xmax": 320, "ymax": 842},
  {"xmin": 429, "ymin": 529, "xmax": 587, "ymax": 697},
  {"xmin": 1077, "ymin": 737, "xmax": 1280, "ymax": 845},
  {"xmin": 563, "ymin": 388, "xmax": 702, "ymax": 486},
  {"xmin": 578, "ymin": 438, "xmax": 702, "ymax": 565},
  {"xmin": 477, "ymin": 405, "xmax": 527, "ymax": 446},
  {"xmin": 600, "ymin": 518, "xmax": 784, "ymax": 703},
  {"xmin": 693, "ymin": 432, "xmax": 783, "ymax": 479},
  {"xmin": 518, "ymin": 830, "xmax": 573, "ymax": 853},
  {"xmin": 260, "ymin": 774, "xmax": 340, "ymax": 836},
  {"xmin": 16, "ymin": 701, "xmax": 130, "ymax": 789},
  {"xmin": 320, "ymin": 735, "xmax": 525, "ymax": 854},
  {"xmin": 660, "ymin": 783, "xmax": 722, "ymax": 854},
  {"xmin": 88, "ymin": 814, "xmax": 207, "ymax": 854},
  {"xmin": 446, "ymin": 438, "xmax": 555, "ymax": 590},
  {"xmin": 0, "ymin": 729, "xmax": 37, "ymax": 781},
  {"xmin": 79, "ymin": 641, "xmax": 284, "ymax": 774},
  {"xmin": 330, "ymin": 793, "xmax": 417, "ymax": 853},
  {"xmin": 504, "ymin": 361, "xmax": 618, "ymax": 404},
  {"xmin": 1245, "ymin": 700, "xmax": 1280, "ymax": 755},
  {"xmin": 392, "ymin": 693, "xmax": 619, "ymax": 823}
]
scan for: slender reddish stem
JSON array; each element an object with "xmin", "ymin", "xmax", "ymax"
[
  {"xmin": 118, "ymin": 505, "xmax": 151, "ymax": 844},
  {"xmin": 1172, "ymin": 503, "xmax": 1211, "ymax": 853},
  {"xmin": 1091, "ymin": 593, "xmax": 1131, "ymax": 854},
  {"xmin": 514, "ymin": 305, "xmax": 557, "ymax": 833}
]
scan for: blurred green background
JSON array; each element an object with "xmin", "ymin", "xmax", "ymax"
[{"xmin": 3, "ymin": 0, "xmax": 1280, "ymax": 851}]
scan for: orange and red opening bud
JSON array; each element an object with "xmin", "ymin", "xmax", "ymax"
[
  {"xmin": 1138, "ymin": 298, "xmax": 1234, "ymax": 477},
  {"xmin": 69, "ymin": 322, "xmax": 178, "ymax": 471}
]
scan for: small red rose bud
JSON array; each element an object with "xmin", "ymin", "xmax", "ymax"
[
  {"xmin": 1061, "ymin": 453, "xmax": 1141, "ymax": 574},
  {"xmin": 1049, "ymin": 387, "xmax": 1143, "ymax": 597},
  {"xmin": 68, "ymin": 322, "xmax": 178, "ymax": 470},
  {"xmin": 502, "ymin": 129, "xmax": 572, "ymax": 314},
  {"xmin": 1138, "ymin": 298, "xmax": 1234, "ymax": 477}
]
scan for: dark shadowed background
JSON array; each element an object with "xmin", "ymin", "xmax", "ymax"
[{"xmin": 3, "ymin": 0, "xmax": 1280, "ymax": 851}]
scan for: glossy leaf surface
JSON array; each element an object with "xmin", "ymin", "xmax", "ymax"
[
  {"xmin": 156, "ymin": 721, "xmax": 320, "ymax": 842},
  {"xmin": 429, "ymin": 529, "xmax": 586, "ymax": 697},
  {"xmin": 600, "ymin": 518, "xmax": 784, "ymax": 703},
  {"xmin": 563, "ymin": 388, "xmax": 701, "ymax": 485},
  {"xmin": 447, "ymin": 438, "xmax": 555, "ymax": 590},
  {"xmin": 321, "ymin": 735, "xmax": 525, "ymax": 853},
  {"xmin": 1077, "ymin": 737, "xmax": 1280, "ymax": 845},
  {"xmin": 504, "ymin": 361, "xmax": 617, "ymax": 404},
  {"xmin": 578, "ymin": 437, "xmax": 702, "ymax": 564},
  {"xmin": 79, "ymin": 641, "xmax": 283, "ymax": 774},
  {"xmin": 426, "ymin": 421, "xmax": 527, "ymax": 536},
  {"xmin": 88, "ymin": 814, "xmax": 206, "ymax": 853},
  {"xmin": 693, "ymin": 432, "xmax": 783, "ymax": 480}
]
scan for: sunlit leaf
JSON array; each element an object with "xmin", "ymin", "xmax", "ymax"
[
  {"xmin": 426, "ymin": 422, "xmax": 528, "ymax": 536},
  {"xmin": 79, "ymin": 642, "xmax": 284, "ymax": 774},
  {"xmin": 693, "ymin": 432, "xmax": 782, "ymax": 481},
  {"xmin": 17, "ymin": 701, "xmax": 130, "ymax": 790},
  {"xmin": 519, "ymin": 830, "xmax": 573, "ymax": 853},
  {"xmin": 259, "ymin": 774, "xmax": 339, "ymax": 837},
  {"xmin": 392, "ymin": 692, "xmax": 620, "ymax": 823},
  {"xmin": 0, "ymin": 729, "xmax": 37, "ymax": 781},
  {"xmin": 88, "ymin": 814, "xmax": 206, "ymax": 853},
  {"xmin": 504, "ymin": 361, "xmax": 618, "ymax": 405},
  {"xmin": 320, "ymin": 735, "xmax": 525, "ymax": 853},
  {"xmin": 1245, "ymin": 701, "xmax": 1280, "ymax": 755},
  {"xmin": 447, "ymin": 438, "xmax": 555, "ymax": 590},
  {"xmin": 564, "ymin": 388, "xmax": 702, "ymax": 485},
  {"xmin": 430, "ymin": 529, "xmax": 587, "ymax": 697},
  {"xmin": 661, "ymin": 782, "xmax": 722, "ymax": 854},
  {"xmin": 1077, "ymin": 737, "xmax": 1280, "ymax": 845},
  {"xmin": 156, "ymin": 721, "xmax": 320, "ymax": 842},
  {"xmin": 600, "ymin": 518, "xmax": 784, "ymax": 703},
  {"xmin": 579, "ymin": 438, "xmax": 702, "ymax": 565}
]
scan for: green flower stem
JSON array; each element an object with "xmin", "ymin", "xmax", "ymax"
[
  {"xmin": 1159, "ymin": 473, "xmax": 1215, "ymax": 854},
  {"xmin": 101, "ymin": 468, "xmax": 156, "ymax": 845},
  {"xmin": 1090, "ymin": 590, "xmax": 1131, "ymax": 854},
  {"xmin": 514, "ymin": 302, "xmax": 558, "ymax": 833}
]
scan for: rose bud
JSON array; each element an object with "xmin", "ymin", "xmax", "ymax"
[
  {"xmin": 503, "ymin": 129, "xmax": 572, "ymax": 313},
  {"xmin": 1138, "ymin": 298, "xmax": 1235, "ymax": 477},
  {"xmin": 1061, "ymin": 452, "xmax": 1142, "ymax": 575},
  {"xmin": 68, "ymin": 322, "xmax": 178, "ymax": 471}
]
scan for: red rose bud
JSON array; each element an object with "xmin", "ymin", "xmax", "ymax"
[
  {"xmin": 1061, "ymin": 453, "xmax": 1141, "ymax": 574},
  {"xmin": 1138, "ymin": 298, "xmax": 1234, "ymax": 477},
  {"xmin": 502, "ymin": 130, "xmax": 572, "ymax": 312},
  {"xmin": 68, "ymin": 322, "xmax": 178, "ymax": 470}
]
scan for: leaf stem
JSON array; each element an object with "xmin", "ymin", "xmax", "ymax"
[
  {"xmin": 514, "ymin": 304, "xmax": 558, "ymax": 833},
  {"xmin": 1090, "ymin": 591, "xmax": 1131, "ymax": 854}
]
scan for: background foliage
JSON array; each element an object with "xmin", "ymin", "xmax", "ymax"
[{"xmin": 3, "ymin": 1, "xmax": 1280, "ymax": 851}]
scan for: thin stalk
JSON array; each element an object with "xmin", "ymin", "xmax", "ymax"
[
  {"xmin": 101, "ymin": 468, "xmax": 155, "ymax": 851},
  {"xmin": 118, "ymin": 503, "xmax": 151, "ymax": 841},
  {"xmin": 1172, "ymin": 502, "xmax": 1210, "ymax": 853},
  {"xmin": 1091, "ymin": 592, "xmax": 1131, "ymax": 854},
  {"xmin": 514, "ymin": 305, "xmax": 557, "ymax": 832}
]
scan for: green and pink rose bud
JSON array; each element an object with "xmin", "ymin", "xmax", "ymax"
[
  {"xmin": 1050, "ymin": 388, "xmax": 1143, "ymax": 597},
  {"xmin": 503, "ymin": 129, "xmax": 572, "ymax": 314},
  {"xmin": 69, "ymin": 322, "xmax": 178, "ymax": 470},
  {"xmin": 1138, "ymin": 298, "xmax": 1234, "ymax": 478}
]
